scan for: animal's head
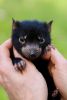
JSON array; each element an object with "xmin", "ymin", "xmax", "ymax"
[{"xmin": 12, "ymin": 19, "xmax": 53, "ymax": 60}]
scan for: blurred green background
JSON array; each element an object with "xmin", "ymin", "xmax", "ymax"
[{"xmin": 0, "ymin": 0, "xmax": 67, "ymax": 99}]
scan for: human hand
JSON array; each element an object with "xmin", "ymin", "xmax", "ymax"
[
  {"xmin": 0, "ymin": 39, "xmax": 48, "ymax": 100},
  {"xmin": 43, "ymin": 46, "xmax": 67, "ymax": 100}
]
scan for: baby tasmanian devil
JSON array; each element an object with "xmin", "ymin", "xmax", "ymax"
[{"xmin": 11, "ymin": 19, "xmax": 60, "ymax": 100}]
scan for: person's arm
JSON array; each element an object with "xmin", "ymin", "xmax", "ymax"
[
  {"xmin": 0, "ymin": 39, "xmax": 48, "ymax": 100},
  {"xmin": 43, "ymin": 46, "xmax": 67, "ymax": 100}
]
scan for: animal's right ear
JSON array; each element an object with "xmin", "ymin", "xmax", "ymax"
[
  {"xmin": 12, "ymin": 18, "xmax": 20, "ymax": 30},
  {"xmin": 47, "ymin": 20, "xmax": 53, "ymax": 33}
]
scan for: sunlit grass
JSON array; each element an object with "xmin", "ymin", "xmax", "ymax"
[{"xmin": 0, "ymin": 87, "xmax": 8, "ymax": 100}]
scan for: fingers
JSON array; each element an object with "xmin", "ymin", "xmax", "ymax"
[
  {"xmin": 1, "ymin": 39, "xmax": 12, "ymax": 49},
  {"xmin": 42, "ymin": 45, "xmax": 54, "ymax": 60},
  {"xmin": 50, "ymin": 47, "xmax": 66, "ymax": 65},
  {"xmin": 0, "ymin": 39, "xmax": 14, "ymax": 75},
  {"xmin": 43, "ymin": 45, "xmax": 66, "ymax": 65},
  {"xmin": 42, "ymin": 49, "xmax": 51, "ymax": 60},
  {"xmin": 0, "ymin": 39, "xmax": 12, "ymax": 62},
  {"xmin": 43, "ymin": 45, "xmax": 66, "ymax": 77}
]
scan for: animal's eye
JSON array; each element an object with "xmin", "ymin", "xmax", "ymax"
[
  {"xmin": 19, "ymin": 36, "xmax": 27, "ymax": 45},
  {"xmin": 38, "ymin": 36, "xmax": 45, "ymax": 44}
]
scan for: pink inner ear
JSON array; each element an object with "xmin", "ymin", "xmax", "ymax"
[
  {"xmin": 12, "ymin": 23, "xmax": 16, "ymax": 30},
  {"xmin": 48, "ymin": 25, "xmax": 51, "ymax": 33},
  {"xmin": 48, "ymin": 20, "xmax": 53, "ymax": 26},
  {"xmin": 12, "ymin": 18, "xmax": 17, "ymax": 30},
  {"xmin": 48, "ymin": 20, "xmax": 53, "ymax": 33},
  {"xmin": 12, "ymin": 21, "xmax": 16, "ymax": 30}
]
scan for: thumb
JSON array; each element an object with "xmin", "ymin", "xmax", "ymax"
[
  {"xmin": 50, "ymin": 48, "xmax": 66, "ymax": 65},
  {"xmin": 49, "ymin": 48, "xmax": 66, "ymax": 76},
  {"xmin": 0, "ymin": 39, "xmax": 12, "ymax": 62}
]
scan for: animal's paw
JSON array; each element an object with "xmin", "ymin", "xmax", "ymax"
[
  {"xmin": 45, "ymin": 44, "xmax": 55, "ymax": 52},
  {"xmin": 13, "ymin": 58, "xmax": 26, "ymax": 72}
]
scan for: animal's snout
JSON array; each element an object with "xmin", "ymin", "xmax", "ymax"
[
  {"xmin": 21, "ymin": 44, "xmax": 42, "ymax": 60},
  {"xmin": 30, "ymin": 50, "xmax": 36, "ymax": 58}
]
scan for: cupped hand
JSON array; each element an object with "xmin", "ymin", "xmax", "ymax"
[
  {"xmin": 0, "ymin": 39, "xmax": 48, "ymax": 100},
  {"xmin": 43, "ymin": 45, "xmax": 67, "ymax": 100}
]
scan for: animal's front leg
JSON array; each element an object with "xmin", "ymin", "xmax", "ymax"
[{"xmin": 13, "ymin": 58, "xmax": 26, "ymax": 72}]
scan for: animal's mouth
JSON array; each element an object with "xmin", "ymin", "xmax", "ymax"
[
  {"xmin": 29, "ymin": 53, "xmax": 41, "ymax": 60},
  {"xmin": 21, "ymin": 49, "xmax": 42, "ymax": 60},
  {"xmin": 21, "ymin": 45, "xmax": 42, "ymax": 60}
]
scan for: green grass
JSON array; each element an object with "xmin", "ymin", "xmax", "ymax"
[{"xmin": 0, "ymin": 0, "xmax": 67, "ymax": 99}]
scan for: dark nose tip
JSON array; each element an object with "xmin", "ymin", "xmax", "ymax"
[{"xmin": 30, "ymin": 51, "xmax": 36, "ymax": 58}]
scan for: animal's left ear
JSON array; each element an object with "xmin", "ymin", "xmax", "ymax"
[{"xmin": 47, "ymin": 20, "xmax": 53, "ymax": 33}]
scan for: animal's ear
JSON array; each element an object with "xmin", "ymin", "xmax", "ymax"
[
  {"xmin": 47, "ymin": 20, "xmax": 53, "ymax": 33},
  {"xmin": 12, "ymin": 18, "xmax": 20, "ymax": 30}
]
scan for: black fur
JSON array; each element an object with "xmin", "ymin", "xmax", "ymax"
[{"xmin": 11, "ymin": 20, "xmax": 60, "ymax": 100}]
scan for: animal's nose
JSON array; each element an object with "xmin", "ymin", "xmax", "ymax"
[{"xmin": 30, "ymin": 50, "xmax": 36, "ymax": 58}]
